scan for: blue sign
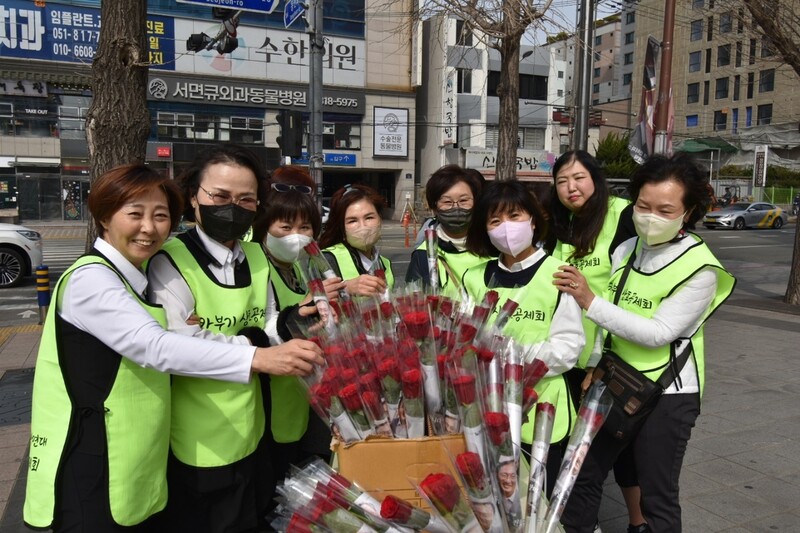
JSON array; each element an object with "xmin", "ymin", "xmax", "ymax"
[
  {"xmin": 292, "ymin": 153, "xmax": 357, "ymax": 167},
  {"xmin": 284, "ymin": 0, "xmax": 305, "ymax": 28},
  {"xmin": 176, "ymin": 0, "xmax": 280, "ymax": 15},
  {"xmin": 0, "ymin": 1, "xmax": 174, "ymax": 71}
]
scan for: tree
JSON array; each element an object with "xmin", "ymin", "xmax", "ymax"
[
  {"xmin": 84, "ymin": 1, "xmax": 151, "ymax": 250},
  {"xmin": 417, "ymin": 0, "xmax": 554, "ymax": 180},
  {"xmin": 594, "ymin": 132, "xmax": 637, "ymax": 182},
  {"xmin": 736, "ymin": 0, "xmax": 800, "ymax": 305}
]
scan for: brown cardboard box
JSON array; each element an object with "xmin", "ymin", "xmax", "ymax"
[{"xmin": 334, "ymin": 434, "xmax": 466, "ymax": 508}]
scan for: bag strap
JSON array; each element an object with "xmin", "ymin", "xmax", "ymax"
[{"xmin": 603, "ymin": 247, "xmax": 637, "ymax": 350}]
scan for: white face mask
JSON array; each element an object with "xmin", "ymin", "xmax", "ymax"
[
  {"xmin": 345, "ymin": 226, "xmax": 381, "ymax": 251},
  {"xmin": 632, "ymin": 210, "xmax": 686, "ymax": 246},
  {"xmin": 488, "ymin": 220, "xmax": 534, "ymax": 257},
  {"xmin": 265, "ymin": 233, "xmax": 314, "ymax": 264}
]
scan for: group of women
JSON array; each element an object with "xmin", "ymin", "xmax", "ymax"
[{"xmin": 23, "ymin": 143, "xmax": 734, "ymax": 533}]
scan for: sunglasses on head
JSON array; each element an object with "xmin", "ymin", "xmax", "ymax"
[{"xmin": 271, "ymin": 183, "xmax": 313, "ymax": 195}]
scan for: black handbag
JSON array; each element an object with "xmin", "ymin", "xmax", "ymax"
[{"xmin": 593, "ymin": 250, "xmax": 692, "ymax": 441}]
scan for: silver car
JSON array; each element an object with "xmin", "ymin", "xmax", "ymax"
[
  {"xmin": 0, "ymin": 223, "xmax": 44, "ymax": 287},
  {"xmin": 703, "ymin": 202, "xmax": 788, "ymax": 230}
]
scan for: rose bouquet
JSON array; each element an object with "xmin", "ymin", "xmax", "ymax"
[
  {"xmin": 407, "ymin": 463, "xmax": 481, "ymax": 533},
  {"xmin": 523, "ymin": 402, "xmax": 555, "ymax": 533}
]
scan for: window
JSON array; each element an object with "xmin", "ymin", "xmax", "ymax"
[
  {"xmin": 595, "ymin": 35, "xmax": 602, "ymax": 46},
  {"xmin": 745, "ymin": 106, "xmax": 752, "ymax": 127},
  {"xmin": 687, "ymin": 82, "xmax": 700, "ymax": 103},
  {"xmin": 624, "ymin": 52, "xmax": 634, "ymax": 65},
  {"xmin": 686, "ymin": 115, "xmax": 699, "ymax": 127},
  {"xmin": 623, "ymin": 73, "xmax": 632, "ymax": 85},
  {"xmin": 759, "ymin": 69, "xmax": 775, "ymax": 92},
  {"xmin": 761, "ymin": 37, "xmax": 774, "ymax": 57},
  {"xmin": 521, "ymin": 128, "xmax": 545, "ymax": 150},
  {"xmin": 692, "ymin": 0, "xmax": 704, "ymax": 8},
  {"xmin": 322, "ymin": 120, "xmax": 361, "ymax": 150},
  {"xmin": 626, "ymin": 12, "xmax": 635, "ymax": 24},
  {"xmin": 558, "ymin": 70, "xmax": 564, "ymax": 79},
  {"xmin": 749, "ymin": 39, "xmax": 757, "ymax": 64},
  {"xmin": 457, "ymin": 68, "xmax": 472, "ymax": 93},
  {"xmin": 747, "ymin": 72, "xmax": 754, "ymax": 98},
  {"xmin": 557, "ymin": 89, "xmax": 564, "ymax": 97},
  {"xmin": 720, "ymin": 12, "xmax": 732, "ymax": 33},
  {"xmin": 703, "ymin": 80, "xmax": 710, "ymax": 105},
  {"xmin": 157, "ymin": 111, "xmax": 195, "ymax": 139},
  {"xmin": 689, "ymin": 51, "xmax": 702, "ymax": 72},
  {"xmin": 455, "ymin": 19, "xmax": 473, "ymax": 46},
  {"xmin": 757, "ymin": 104, "xmax": 772, "ymax": 125},
  {"xmin": 690, "ymin": 20, "xmax": 703, "ymax": 41},
  {"xmin": 737, "ymin": 9, "xmax": 744, "ymax": 33},
  {"xmin": 714, "ymin": 110, "xmax": 727, "ymax": 131},
  {"xmin": 715, "ymin": 77, "xmax": 729, "ymax": 99},
  {"xmin": 717, "ymin": 44, "xmax": 730, "ymax": 66},
  {"xmin": 593, "ymin": 83, "xmax": 600, "ymax": 93},
  {"xmin": 735, "ymin": 42, "xmax": 742, "ymax": 67},
  {"xmin": 519, "ymin": 74, "xmax": 548, "ymax": 100},
  {"xmin": 594, "ymin": 67, "xmax": 601, "ymax": 78},
  {"xmin": 705, "ymin": 48, "xmax": 712, "ymax": 73},
  {"xmin": 229, "ymin": 116, "xmax": 265, "ymax": 144},
  {"xmin": 593, "ymin": 51, "xmax": 601, "ymax": 61},
  {"xmin": 733, "ymin": 75, "xmax": 740, "ymax": 100},
  {"xmin": 60, "ymin": 106, "xmax": 88, "ymax": 138},
  {"xmin": 732, "ymin": 108, "xmax": 739, "ymax": 134},
  {"xmin": 707, "ymin": 16, "xmax": 713, "ymax": 41},
  {"xmin": 625, "ymin": 32, "xmax": 634, "ymax": 44}
]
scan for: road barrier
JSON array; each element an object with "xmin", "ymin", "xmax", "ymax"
[{"xmin": 36, "ymin": 265, "xmax": 50, "ymax": 325}]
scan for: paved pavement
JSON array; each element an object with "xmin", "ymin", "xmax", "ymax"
[{"xmin": 2, "ymin": 222, "xmax": 800, "ymax": 531}]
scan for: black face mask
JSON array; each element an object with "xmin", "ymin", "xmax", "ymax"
[
  {"xmin": 437, "ymin": 207, "xmax": 472, "ymax": 233},
  {"xmin": 198, "ymin": 204, "xmax": 256, "ymax": 243}
]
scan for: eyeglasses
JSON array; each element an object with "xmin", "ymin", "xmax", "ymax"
[
  {"xmin": 271, "ymin": 183, "xmax": 314, "ymax": 195},
  {"xmin": 197, "ymin": 185, "xmax": 260, "ymax": 210},
  {"xmin": 437, "ymin": 197, "xmax": 474, "ymax": 210}
]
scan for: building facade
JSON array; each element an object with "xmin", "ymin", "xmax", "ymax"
[{"xmin": 0, "ymin": 0, "xmax": 416, "ymax": 222}]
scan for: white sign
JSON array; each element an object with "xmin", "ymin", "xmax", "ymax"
[
  {"xmin": 373, "ymin": 107, "xmax": 409, "ymax": 157},
  {"xmin": 753, "ymin": 144, "xmax": 768, "ymax": 187},
  {"xmin": 441, "ymin": 67, "xmax": 457, "ymax": 146},
  {"xmin": 466, "ymin": 148, "xmax": 556, "ymax": 174}
]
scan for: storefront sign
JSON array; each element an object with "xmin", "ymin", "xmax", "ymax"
[
  {"xmin": 465, "ymin": 148, "xmax": 556, "ymax": 174},
  {"xmin": 156, "ymin": 146, "xmax": 171, "ymax": 158},
  {"xmin": 441, "ymin": 67, "xmax": 457, "ymax": 146},
  {"xmin": 147, "ymin": 74, "xmax": 365, "ymax": 114},
  {"xmin": 291, "ymin": 152, "xmax": 357, "ymax": 166},
  {"xmin": 373, "ymin": 107, "xmax": 408, "ymax": 158},
  {"xmin": 0, "ymin": 79, "xmax": 48, "ymax": 97}
]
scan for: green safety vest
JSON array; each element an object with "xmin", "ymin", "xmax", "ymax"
[
  {"xmin": 24, "ymin": 256, "xmax": 170, "ymax": 528},
  {"xmin": 159, "ymin": 238, "xmax": 267, "ymax": 467},
  {"xmin": 267, "ymin": 259, "xmax": 310, "ymax": 443},
  {"xmin": 606, "ymin": 234, "xmax": 735, "ymax": 397},
  {"xmin": 324, "ymin": 242, "xmax": 395, "ymax": 289},
  {"xmin": 552, "ymin": 196, "xmax": 630, "ymax": 368},
  {"xmin": 414, "ymin": 240, "xmax": 486, "ymax": 291},
  {"xmin": 462, "ymin": 255, "xmax": 578, "ymax": 444}
]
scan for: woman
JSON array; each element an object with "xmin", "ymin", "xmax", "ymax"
[
  {"xmin": 462, "ymin": 180, "xmax": 584, "ymax": 494},
  {"xmin": 23, "ymin": 165, "xmax": 322, "ymax": 532},
  {"xmin": 147, "ymin": 144, "xmax": 306, "ymax": 532},
  {"xmin": 405, "ymin": 164, "xmax": 487, "ymax": 290},
  {"xmin": 547, "ymin": 151, "xmax": 644, "ymax": 530},
  {"xmin": 318, "ymin": 183, "xmax": 394, "ymax": 297},
  {"xmin": 556, "ymin": 153, "xmax": 736, "ymax": 532}
]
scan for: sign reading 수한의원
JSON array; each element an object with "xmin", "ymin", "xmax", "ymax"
[{"xmin": 176, "ymin": 0, "xmax": 280, "ymax": 15}]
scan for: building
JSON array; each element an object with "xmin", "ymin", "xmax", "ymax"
[{"xmin": 0, "ymin": 0, "xmax": 416, "ymax": 222}]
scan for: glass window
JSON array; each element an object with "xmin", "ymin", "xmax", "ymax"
[
  {"xmin": 519, "ymin": 74, "xmax": 548, "ymax": 100},
  {"xmin": 733, "ymin": 75, "xmax": 740, "ymax": 101},
  {"xmin": 687, "ymin": 82, "xmax": 700, "ymax": 104},
  {"xmin": 715, "ymin": 77, "xmax": 729, "ymax": 99},
  {"xmin": 623, "ymin": 73, "xmax": 632, "ymax": 85},
  {"xmin": 595, "ymin": 35, "xmax": 602, "ymax": 46},
  {"xmin": 703, "ymin": 80, "xmax": 710, "ymax": 105},
  {"xmin": 457, "ymin": 68, "xmax": 472, "ymax": 94},
  {"xmin": 749, "ymin": 39, "xmax": 757, "ymax": 64},
  {"xmin": 735, "ymin": 41, "xmax": 742, "ymax": 67},
  {"xmin": 522, "ymin": 128, "xmax": 545, "ymax": 150},
  {"xmin": 558, "ymin": 71, "xmax": 564, "ymax": 79},
  {"xmin": 624, "ymin": 52, "xmax": 634, "ymax": 64},
  {"xmin": 761, "ymin": 37, "xmax": 774, "ymax": 57},
  {"xmin": 747, "ymin": 72, "xmax": 754, "ymax": 98},
  {"xmin": 738, "ymin": 9, "xmax": 744, "ymax": 33},
  {"xmin": 689, "ymin": 51, "xmax": 702, "ymax": 72},
  {"xmin": 720, "ymin": 12, "xmax": 732, "ymax": 33},
  {"xmin": 732, "ymin": 108, "xmax": 739, "ymax": 134},
  {"xmin": 714, "ymin": 110, "xmax": 727, "ymax": 131},
  {"xmin": 686, "ymin": 115, "xmax": 699, "ymax": 127},
  {"xmin": 759, "ymin": 69, "xmax": 775, "ymax": 93},
  {"xmin": 717, "ymin": 44, "xmax": 731, "ymax": 66},
  {"xmin": 757, "ymin": 104, "xmax": 772, "ymax": 125},
  {"xmin": 692, "ymin": 0, "xmax": 704, "ymax": 8},
  {"xmin": 593, "ymin": 51, "xmax": 601, "ymax": 61},
  {"xmin": 594, "ymin": 67, "xmax": 600, "ymax": 78},
  {"xmin": 592, "ymin": 83, "xmax": 600, "ymax": 93},
  {"xmin": 455, "ymin": 19, "xmax": 473, "ymax": 46},
  {"xmin": 707, "ymin": 16, "xmax": 713, "ymax": 41},
  {"xmin": 705, "ymin": 48, "xmax": 712, "ymax": 73},
  {"xmin": 746, "ymin": 106, "xmax": 752, "ymax": 127},
  {"xmin": 690, "ymin": 20, "xmax": 703, "ymax": 41},
  {"xmin": 626, "ymin": 12, "xmax": 635, "ymax": 24},
  {"xmin": 625, "ymin": 32, "xmax": 635, "ymax": 44}
]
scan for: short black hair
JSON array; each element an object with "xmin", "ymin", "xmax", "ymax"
[
  {"xmin": 466, "ymin": 180, "xmax": 548, "ymax": 258},
  {"xmin": 630, "ymin": 153, "xmax": 711, "ymax": 229}
]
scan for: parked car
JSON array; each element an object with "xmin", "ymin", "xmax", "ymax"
[
  {"xmin": 0, "ymin": 223, "xmax": 43, "ymax": 288},
  {"xmin": 703, "ymin": 202, "xmax": 787, "ymax": 230}
]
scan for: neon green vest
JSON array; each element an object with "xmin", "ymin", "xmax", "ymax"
[
  {"xmin": 324, "ymin": 242, "xmax": 395, "ymax": 289},
  {"xmin": 160, "ymin": 238, "xmax": 267, "ymax": 467},
  {"xmin": 552, "ymin": 196, "xmax": 630, "ymax": 368},
  {"xmin": 24, "ymin": 256, "xmax": 170, "ymax": 528},
  {"xmin": 462, "ymin": 256, "xmax": 577, "ymax": 444},
  {"xmin": 607, "ymin": 235, "xmax": 735, "ymax": 397},
  {"xmin": 414, "ymin": 240, "xmax": 486, "ymax": 291},
  {"xmin": 267, "ymin": 260, "xmax": 310, "ymax": 443}
]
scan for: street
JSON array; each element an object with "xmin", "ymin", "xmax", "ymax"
[{"xmin": 0, "ymin": 222, "xmax": 795, "ymax": 327}]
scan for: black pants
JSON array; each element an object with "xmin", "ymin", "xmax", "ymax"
[{"xmin": 561, "ymin": 393, "xmax": 700, "ymax": 533}]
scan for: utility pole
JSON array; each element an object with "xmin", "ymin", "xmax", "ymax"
[
  {"xmin": 572, "ymin": 0, "xmax": 596, "ymax": 151},
  {"xmin": 653, "ymin": 0, "xmax": 676, "ymax": 155},
  {"xmin": 307, "ymin": 0, "xmax": 324, "ymax": 208}
]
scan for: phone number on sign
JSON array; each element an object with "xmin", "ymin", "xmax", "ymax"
[
  {"xmin": 52, "ymin": 43, "xmax": 96, "ymax": 59},
  {"xmin": 322, "ymin": 97, "xmax": 359, "ymax": 108}
]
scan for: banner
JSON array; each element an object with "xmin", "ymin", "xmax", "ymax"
[{"xmin": 628, "ymin": 36, "xmax": 660, "ymax": 164}]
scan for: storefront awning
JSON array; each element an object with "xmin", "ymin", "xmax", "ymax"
[
  {"xmin": 676, "ymin": 137, "xmax": 738, "ymax": 154},
  {"xmin": 14, "ymin": 157, "xmax": 61, "ymax": 167}
]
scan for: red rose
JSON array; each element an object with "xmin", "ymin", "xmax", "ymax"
[
  {"xmin": 484, "ymin": 290, "xmax": 500, "ymax": 307},
  {"xmin": 523, "ymin": 387, "xmax": 539, "ymax": 408},
  {"xmin": 324, "ymin": 343, "xmax": 347, "ymax": 362},
  {"xmin": 380, "ymin": 301, "xmax": 395, "ymax": 319},
  {"xmin": 440, "ymin": 298, "xmax": 454, "ymax": 317},
  {"xmin": 440, "ymin": 330, "xmax": 456, "ymax": 350},
  {"xmin": 308, "ymin": 496, "xmax": 336, "ymax": 522},
  {"xmin": 308, "ymin": 336, "xmax": 323, "ymax": 348},
  {"xmin": 436, "ymin": 354, "xmax": 448, "ymax": 376},
  {"xmin": 340, "ymin": 368, "xmax": 358, "ymax": 384},
  {"xmin": 374, "ymin": 268, "xmax": 387, "ymax": 281},
  {"xmin": 579, "ymin": 408, "xmax": 606, "ymax": 431},
  {"xmin": 402, "ymin": 311, "xmax": 432, "ymax": 340},
  {"xmin": 378, "ymin": 359, "xmax": 401, "ymax": 382},
  {"xmin": 338, "ymin": 383, "xmax": 362, "ymax": 411},
  {"xmin": 452, "ymin": 374, "xmax": 476, "ymax": 405},
  {"xmin": 524, "ymin": 359, "xmax": 549, "ymax": 388},
  {"xmin": 359, "ymin": 372, "xmax": 381, "ymax": 395},
  {"xmin": 485, "ymin": 411, "xmax": 510, "ymax": 446},
  {"xmin": 309, "ymin": 382, "xmax": 333, "ymax": 411},
  {"xmin": 420, "ymin": 472, "xmax": 460, "ymax": 513},
  {"xmin": 321, "ymin": 367, "xmax": 340, "ymax": 387},
  {"xmin": 536, "ymin": 401, "xmax": 555, "ymax": 417},
  {"xmin": 477, "ymin": 347, "xmax": 495, "ymax": 363},
  {"xmin": 304, "ymin": 241, "xmax": 322, "ymax": 256},
  {"xmin": 381, "ymin": 495, "xmax": 413, "ymax": 522},
  {"xmin": 455, "ymin": 451, "xmax": 487, "ymax": 491},
  {"xmin": 472, "ymin": 305, "xmax": 490, "ymax": 322},
  {"xmin": 401, "ymin": 368, "xmax": 423, "ymax": 398},
  {"xmin": 362, "ymin": 390, "xmax": 383, "ymax": 419},
  {"xmin": 287, "ymin": 512, "xmax": 313, "ymax": 533},
  {"xmin": 505, "ymin": 363, "xmax": 524, "ymax": 382},
  {"xmin": 458, "ymin": 323, "xmax": 477, "ymax": 343},
  {"xmin": 307, "ymin": 278, "xmax": 324, "ymax": 294},
  {"xmin": 501, "ymin": 299, "xmax": 519, "ymax": 316},
  {"xmin": 426, "ymin": 295, "xmax": 441, "ymax": 314},
  {"xmin": 398, "ymin": 338, "xmax": 420, "ymax": 360}
]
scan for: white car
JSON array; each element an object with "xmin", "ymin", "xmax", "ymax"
[{"xmin": 0, "ymin": 223, "xmax": 43, "ymax": 288}]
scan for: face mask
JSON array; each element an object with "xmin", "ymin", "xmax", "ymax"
[
  {"xmin": 488, "ymin": 220, "xmax": 534, "ymax": 257},
  {"xmin": 266, "ymin": 233, "xmax": 313, "ymax": 264},
  {"xmin": 346, "ymin": 226, "xmax": 381, "ymax": 251},
  {"xmin": 632, "ymin": 210, "xmax": 685, "ymax": 246},
  {"xmin": 437, "ymin": 207, "xmax": 472, "ymax": 233},
  {"xmin": 198, "ymin": 203, "xmax": 256, "ymax": 243}
]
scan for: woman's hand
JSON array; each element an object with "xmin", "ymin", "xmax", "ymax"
[
  {"xmin": 298, "ymin": 277, "xmax": 345, "ymax": 307},
  {"xmin": 553, "ymin": 265, "xmax": 595, "ymax": 310},
  {"xmin": 344, "ymin": 274, "xmax": 387, "ymax": 297},
  {"xmin": 251, "ymin": 339, "xmax": 324, "ymax": 377},
  {"xmin": 581, "ymin": 367, "xmax": 596, "ymax": 393}
]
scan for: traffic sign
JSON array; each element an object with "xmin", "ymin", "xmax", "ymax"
[
  {"xmin": 284, "ymin": 0, "xmax": 305, "ymax": 28},
  {"xmin": 176, "ymin": 0, "xmax": 280, "ymax": 15}
]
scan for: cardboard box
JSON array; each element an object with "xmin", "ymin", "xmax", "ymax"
[{"xmin": 334, "ymin": 434, "xmax": 466, "ymax": 508}]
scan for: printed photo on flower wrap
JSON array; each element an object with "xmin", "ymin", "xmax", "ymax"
[{"xmin": 452, "ymin": 451, "xmax": 506, "ymax": 533}]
